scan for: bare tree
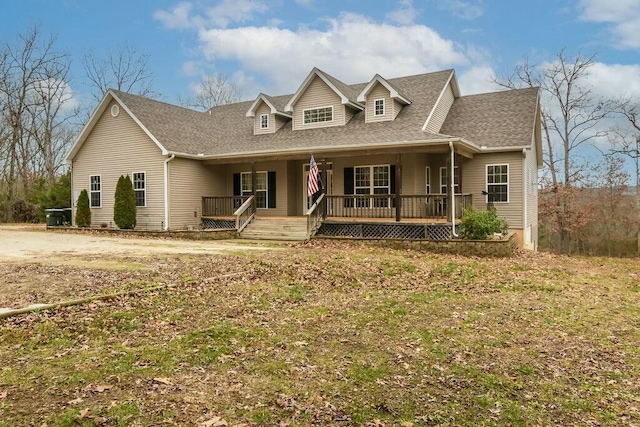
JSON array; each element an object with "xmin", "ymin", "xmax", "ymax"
[
  {"xmin": 494, "ymin": 49, "xmax": 616, "ymax": 253},
  {"xmin": 0, "ymin": 26, "xmax": 74, "ymax": 222},
  {"xmin": 180, "ymin": 73, "xmax": 241, "ymax": 111},
  {"xmin": 82, "ymin": 44, "xmax": 155, "ymax": 103}
]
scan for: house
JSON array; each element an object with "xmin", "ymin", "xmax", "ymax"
[{"xmin": 65, "ymin": 67, "xmax": 542, "ymax": 249}]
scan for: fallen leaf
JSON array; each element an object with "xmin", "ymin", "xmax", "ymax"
[
  {"xmin": 67, "ymin": 397, "xmax": 83, "ymax": 405},
  {"xmin": 401, "ymin": 422, "xmax": 414, "ymax": 427},
  {"xmin": 153, "ymin": 377, "xmax": 173, "ymax": 385},
  {"xmin": 79, "ymin": 408, "xmax": 91, "ymax": 418},
  {"xmin": 94, "ymin": 385, "xmax": 112, "ymax": 393},
  {"xmin": 199, "ymin": 416, "xmax": 228, "ymax": 427},
  {"xmin": 0, "ymin": 391, "xmax": 7, "ymax": 399}
]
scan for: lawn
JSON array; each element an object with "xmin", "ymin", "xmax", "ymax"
[{"xmin": 1, "ymin": 241, "xmax": 639, "ymax": 426}]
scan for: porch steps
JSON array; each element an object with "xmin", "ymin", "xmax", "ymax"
[{"xmin": 240, "ymin": 217, "xmax": 309, "ymax": 241}]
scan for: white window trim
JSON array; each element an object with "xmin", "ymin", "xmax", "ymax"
[
  {"xmin": 425, "ymin": 166, "xmax": 431, "ymax": 194},
  {"xmin": 259, "ymin": 114, "xmax": 269, "ymax": 129},
  {"xmin": 132, "ymin": 171, "xmax": 146, "ymax": 208},
  {"xmin": 89, "ymin": 175, "xmax": 101, "ymax": 208},
  {"xmin": 240, "ymin": 171, "xmax": 269, "ymax": 209},
  {"xmin": 302, "ymin": 105, "xmax": 334, "ymax": 125},
  {"xmin": 374, "ymin": 98, "xmax": 385, "ymax": 116},
  {"xmin": 486, "ymin": 164, "xmax": 509, "ymax": 203},
  {"xmin": 439, "ymin": 166, "xmax": 460, "ymax": 194}
]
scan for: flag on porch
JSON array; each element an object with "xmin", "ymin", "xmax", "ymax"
[{"xmin": 308, "ymin": 155, "xmax": 319, "ymax": 197}]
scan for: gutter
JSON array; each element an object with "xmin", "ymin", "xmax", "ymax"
[
  {"xmin": 450, "ymin": 141, "xmax": 459, "ymax": 238},
  {"xmin": 163, "ymin": 154, "xmax": 175, "ymax": 231}
]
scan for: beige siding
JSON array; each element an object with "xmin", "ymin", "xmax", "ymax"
[
  {"xmin": 72, "ymin": 101, "xmax": 165, "ymax": 230},
  {"xmin": 393, "ymin": 99, "xmax": 403, "ymax": 119},
  {"xmin": 461, "ymin": 151, "xmax": 524, "ymax": 228},
  {"xmin": 425, "ymin": 83, "xmax": 454, "ymax": 133},
  {"xmin": 168, "ymin": 158, "xmax": 225, "ymax": 230},
  {"xmin": 253, "ymin": 102, "xmax": 274, "ymax": 135},
  {"xmin": 292, "ymin": 76, "xmax": 345, "ymax": 130},
  {"xmin": 226, "ymin": 161, "xmax": 289, "ymax": 216},
  {"xmin": 365, "ymin": 83, "xmax": 393, "ymax": 123},
  {"xmin": 275, "ymin": 115, "xmax": 289, "ymax": 131}
]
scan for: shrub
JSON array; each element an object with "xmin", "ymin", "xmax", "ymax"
[
  {"xmin": 75, "ymin": 190, "xmax": 91, "ymax": 227},
  {"xmin": 459, "ymin": 206, "xmax": 508, "ymax": 240},
  {"xmin": 114, "ymin": 175, "xmax": 137, "ymax": 229},
  {"xmin": 12, "ymin": 199, "xmax": 39, "ymax": 223}
]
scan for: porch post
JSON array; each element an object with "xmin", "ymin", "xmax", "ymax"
[
  {"xmin": 446, "ymin": 157, "xmax": 453, "ymax": 223},
  {"xmin": 251, "ymin": 162, "xmax": 257, "ymax": 215},
  {"xmin": 395, "ymin": 154, "xmax": 402, "ymax": 222},
  {"xmin": 321, "ymin": 157, "xmax": 328, "ymax": 219}
]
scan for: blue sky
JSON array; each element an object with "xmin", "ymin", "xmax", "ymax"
[{"xmin": 2, "ymin": 0, "xmax": 639, "ymax": 108}]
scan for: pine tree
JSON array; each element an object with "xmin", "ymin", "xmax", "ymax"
[
  {"xmin": 114, "ymin": 175, "xmax": 137, "ymax": 229},
  {"xmin": 75, "ymin": 189, "xmax": 91, "ymax": 227}
]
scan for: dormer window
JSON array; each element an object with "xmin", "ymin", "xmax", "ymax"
[
  {"xmin": 260, "ymin": 114, "xmax": 269, "ymax": 129},
  {"xmin": 374, "ymin": 99, "xmax": 385, "ymax": 116},
  {"xmin": 304, "ymin": 106, "xmax": 333, "ymax": 124}
]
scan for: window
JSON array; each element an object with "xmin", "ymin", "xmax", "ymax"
[
  {"xmin": 260, "ymin": 114, "xmax": 269, "ymax": 129},
  {"xmin": 133, "ymin": 172, "xmax": 146, "ymax": 207},
  {"xmin": 303, "ymin": 106, "xmax": 333, "ymax": 124},
  {"xmin": 374, "ymin": 99, "xmax": 385, "ymax": 116},
  {"xmin": 439, "ymin": 167, "xmax": 459, "ymax": 194},
  {"xmin": 487, "ymin": 164, "xmax": 509, "ymax": 202},
  {"xmin": 241, "ymin": 171, "xmax": 268, "ymax": 209},
  {"xmin": 89, "ymin": 175, "xmax": 101, "ymax": 207},
  {"xmin": 355, "ymin": 165, "xmax": 390, "ymax": 207},
  {"xmin": 425, "ymin": 166, "xmax": 431, "ymax": 194}
]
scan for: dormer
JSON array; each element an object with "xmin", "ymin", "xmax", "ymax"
[
  {"xmin": 422, "ymin": 70, "xmax": 460, "ymax": 133},
  {"xmin": 245, "ymin": 93, "xmax": 292, "ymax": 135},
  {"xmin": 285, "ymin": 68, "xmax": 364, "ymax": 131},
  {"xmin": 357, "ymin": 74, "xmax": 412, "ymax": 123}
]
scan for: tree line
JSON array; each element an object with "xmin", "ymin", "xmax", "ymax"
[{"xmin": 1, "ymin": 27, "xmax": 638, "ymax": 255}]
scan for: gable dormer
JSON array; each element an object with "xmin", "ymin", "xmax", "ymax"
[
  {"xmin": 423, "ymin": 70, "xmax": 460, "ymax": 133},
  {"xmin": 285, "ymin": 68, "xmax": 364, "ymax": 131},
  {"xmin": 357, "ymin": 74, "xmax": 412, "ymax": 123},
  {"xmin": 246, "ymin": 93, "xmax": 291, "ymax": 135}
]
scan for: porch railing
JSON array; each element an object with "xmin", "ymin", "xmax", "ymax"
[
  {"xmin": 325, "ymin": 194, "xmax": 472, "ymax": 220},
  {"xmin": 234, "ymin": 195, "xmax": 255, "ymax": 232},
  {"xmin": 202, "ymin": 196, "xmax": 248, "ymax": 217},
  {"xmin": 306, "ymin": 193, "xmax": 326, "ymax": 236}
]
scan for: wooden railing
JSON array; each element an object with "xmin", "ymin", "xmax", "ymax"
[
  {"xmin": 234, "ymin": 195, "xmax": 255, "ymax": 232},
  {"xmin": 325, "ymin": 194, "xmax": 472, "ymax": 220},
  {"xmin": 306, "ymin": 193, "xmax": 326, "ymax": 236},
  {"xmin": 202, "ymin": 196, "xmax": 248, "ymax": 217}
]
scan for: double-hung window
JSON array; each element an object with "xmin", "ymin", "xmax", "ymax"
[
  {"xmin": 133, "ymin": 172, "xmax": 146, "ymax": 207},
  {"xmin": 374, "ymin": 99, "xmax": 385, "ymax": 116},
  {"xmin": 303, "ymin": 106, "xmax": 333, "ymax": 124},
  {"xmin": 439, "ymin": 167, "xmax": 459, "ymax": 194},
  {"xmin": 89, "ymin": 175, "xmax": 101, "ymax": 207},
  {"xmin": 425, "ymin": 166, "xmax": 431, "ymax": 194},
  {"xmin": 260, "ymin": 114, "xmax": 269, "ymax": 129},
  {"xmin": 241, "ymin": 171, "xmax": 268, "ymax": 209},
  {"xmin": 486, "ymin": 164, "xmax": 509, "ymax": 202},
  {"xmin": 355, "ymin": 165, "xmax": 390, "ymax": 207}
]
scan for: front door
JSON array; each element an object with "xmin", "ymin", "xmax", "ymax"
[{"xmin": 303, "ymin": 162, "xmax": 333, "ymax": 213}]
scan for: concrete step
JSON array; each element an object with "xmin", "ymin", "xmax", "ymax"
[{"xmin": 240, "ymin": 218, "xmax": 309, "ymax": 241}]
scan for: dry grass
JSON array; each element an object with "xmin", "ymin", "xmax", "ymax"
[{"xmin": 1, "ymin": 241, "xmax": 639, "ymax": 426}]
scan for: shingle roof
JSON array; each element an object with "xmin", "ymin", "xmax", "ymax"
[
  {"xmin": 440, "ymin": 87, "xmax": 540, "ymax": 148},
  {"xmin": 110, "ymin": 70, "xmax": 538, "ymax": 158}
]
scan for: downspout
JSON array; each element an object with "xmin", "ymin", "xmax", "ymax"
[
  {"xmin": 449, "ymin": 141, "xmax": 458, "ymax": 238},
  {"xmin": 163, "ymin": 154, "xmax": 175, "ymax": 231}
]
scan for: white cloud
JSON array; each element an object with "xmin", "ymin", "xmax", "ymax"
[
  {"xmin": 457, "ymin": 65, "xmax": 498, "ymax": 95},
  {"xmin": 586, "ymin": 62, "xmax": 640, "ymax": 99},
  {"xmin": 154, "ymin": 0, "xmax": 268, "ymax": 30},
  {"xmin": 433, "ymin": 0, "xmax": 484, "ymax": 20},
  {"xmin": 578, "ymin": 0, "xmax": 640, "ymax": 48},
  {"xmin": 153, "ymin": 2, "xmax": 203, "ymax": 29},
  {"xmin": 196, "ymin": 13, "xmax": 470, "ymax": 94},
  {"xmin": 387, "ymin": 0, "xmax": 418, "ymax": 25}
]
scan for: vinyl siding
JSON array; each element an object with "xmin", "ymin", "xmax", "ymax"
[
  {"xmin": 393, "ymin": 100, "xmax": 403, "ymax": 119},
  {"xmin": 333, "ymin": 154, "xmax": 413, "ymax": 194},
  {"xmin": 253, "ymin": 102, "xmax": 274, "ymax": 135},
  {"xmin": 226, "ymin": 161, "xmax": 289, "ymax": 216},
  {"xmin": 425, "ymin": 83, "xmax": 454, "ymax": 133},
  {"xmin": 71, "ymin": 101, "xmax": 165, "ymax": 230},
  {"xmin": 462, "ymin": 151, "xmax": 524, "ymax": 228},
  {"xmin": 292, "ymin": 76, "xmax": 345, "ymax": 130},
  {"xmin": 524, "ymin": 143, "xmax": 539, "ymax": 248},
  {"xmin": 365, "ymin": 83, "xmax": 393, "ymax": 123},
  {"xmin": 168, "ymin": 158, "xmax": 225, "ymax": 229},
  {"xmin": 275, "ymin": 115, "xmax": 289, "ymax": 131}
]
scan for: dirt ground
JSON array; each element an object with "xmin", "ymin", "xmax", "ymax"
[{"xmin": 0, "ymin": 225, "xmax": 275, "ymax": 260}]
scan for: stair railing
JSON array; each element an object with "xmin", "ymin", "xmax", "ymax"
[
  {"xmin": 234, "ymin": 195, "xmax": 255, "ymax": 232},
  {"xmin": 306, "ymin": 193, "xmax": 326, "ymax": 237}
]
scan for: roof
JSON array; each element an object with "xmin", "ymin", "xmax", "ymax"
[
  {"xmin": 66, "ymin": 68, "xmax": 540, "ymax": 162},
  {"xmin": 440, "ymin": 87, "xmax": 540, "ymax": 148},
  {"xmin": 356, "ymin": 74, "xmax": 412, "ymax": 104},
  {"xmin": 284, "ymin": 67, "xmax": 364, "ymax": 112},
  {"xmin": 245, "ymin": 93, "xmax": 291, "ymax": 118}
]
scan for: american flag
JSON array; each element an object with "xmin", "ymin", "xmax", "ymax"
[{"xmin": 308, "ymin": 155, "xmax": 319, "ymax": 197}]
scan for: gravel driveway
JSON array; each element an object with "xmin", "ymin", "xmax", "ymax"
[{"xmin": 0, "ymin": 226, "xmax": 274, "ymax": 260}]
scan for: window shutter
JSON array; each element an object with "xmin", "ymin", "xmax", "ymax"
[
  {"xmin": 343, "ymin": 167, "xmax": 354, "ymax": 208},
  {"xmin": 268, "ymin": 171, "xmax": 276, "ymax": 209},
  {"xmin": 233, "ymin": 173, "xmax": 240, "ymax": 196}
]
